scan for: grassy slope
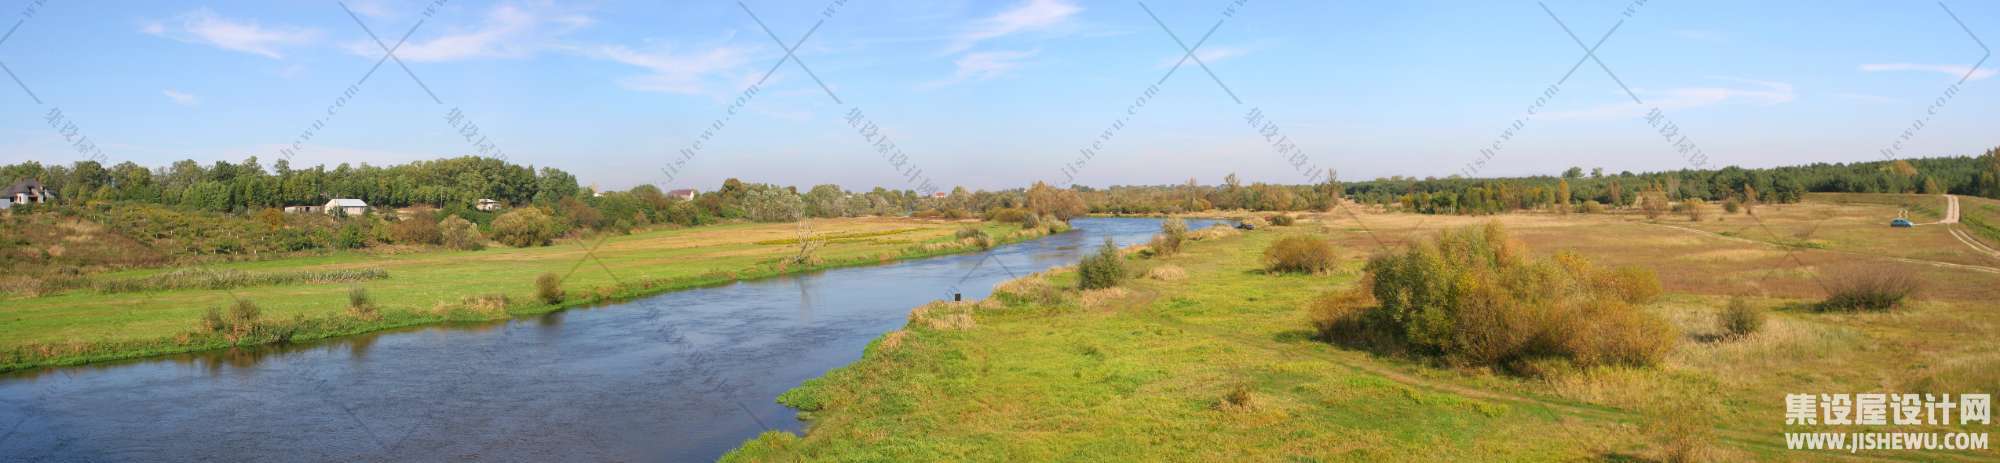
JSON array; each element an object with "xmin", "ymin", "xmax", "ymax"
[
  {"xmin": 727, "ymin": 206, "xmax": 2000, "ymax": 462},
  {"xmin": 1959, "ymin": 195, "xmax": 2000, "ymax": 248},
  {"xmin": 1, "ymin": 218, "xmax": 1049, "ymax": 371},
  {"xmin": 726, "ymin": 230, "xmax": 1631, "ymax": 461}
]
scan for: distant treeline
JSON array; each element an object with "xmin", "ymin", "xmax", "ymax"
[
  {"xmin": 1076, "ymin": 148, "xmax": 2000, "ymax": 216},
  {"xmin": 1, "ymin": 156, "xmax": 1095, "ymax": 265}
]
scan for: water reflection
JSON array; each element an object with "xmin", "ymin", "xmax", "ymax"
[{"xmin": 0, "ymin": 218, "xmax": 1221, "ymax": 462}]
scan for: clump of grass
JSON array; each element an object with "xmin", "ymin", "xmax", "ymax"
[
  {"xmin": 347, "ymin": 287, "xmax": 377, "ymax": 319},
  {"xmin": 1266, "ymin": 214, "xmax": 1296, "ymax": 226},
  {"xmin": 954, "ymin": 227, "xmax": 996, "ymax": 249},
  {"xmin": 1213, "ymin": 383, "xmax": 1260, "ymax": 412},
  {"xmin": 993, "ymin": 273, "xmax": 1070, "ymax": 307},
  {"xmin": 1151, "ymin": 217, "xmax": 1188, "ymax": 256},
  {"xmin": 1645, "ymin": 387, "xmax": 1720, "ymax": 462},
  {"xmin": 1262, "ymin": 235, "xmax": 1337, "ymax": 274},
  {"xmin": 535, "ymin": 272, "xmax": 566, "ymax": 304},
  {"xmin": 1188, "ymin": 224, "xmax": 1239, "ymax": 241},
  {"xmin": 460, "ymin": 293, "xmax": 511, "ymax": 315},
  {"xmin": 1144, "ymin": 265, "xmax": 1186, "ymax": 281},
  {"xmin": 909, "ymin": 301, "xmax": 976, "ymax": 331},
  {"xmin": 1718, "ymin": 296, "xmax": 1764, "ymax": 339},
  {"xmin": 1815, "ymin": 268, "xmax": 1919, "ymax": 312},
  {"xmin": 1077, "ymin": 238, "xmax": 1126, "ymax": 290}
]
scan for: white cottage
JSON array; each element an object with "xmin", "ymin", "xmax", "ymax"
[{"xmin": 324, "ymin": 198, "xmax": 369, "ymax": 216}]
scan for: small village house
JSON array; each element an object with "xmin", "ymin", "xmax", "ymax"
[
  {"xmin": 2, "ymin": 179, "xmax": 50, "ymax": 209},
  {"xmin": 668, "ymin": 189, "xmax": 697, "ymax": 201},
  {"xmin": 324, "ymin": 198, "xmax": 369, "ymax": 216},
  {"xmin": 476, "ymin": 198, "xmax": 503, "ymax": 211},
  {"xmin": 283, "ymin": 205, "xmax": 321, "ymax": 214}
]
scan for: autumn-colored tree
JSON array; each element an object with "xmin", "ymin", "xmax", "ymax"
[{"xmin": 1556, "ymin": 178, "xmax": 1572, "ymax": 214}]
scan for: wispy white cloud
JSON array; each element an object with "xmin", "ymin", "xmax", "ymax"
[
  {"xmin": 925, "ymin": 0, "xmax": 1080, "ymax": 87},
  {"xmin": 923, "ymin": 50, "xmax": 1039, "ymax": 89},
  {"xmin": 1154, "ymin": 45, "xmax": 1248, "ymax": 68},
  {"xmin": 582, "ymin": 44, "xmax": 755, "ymax": 94},
  {"xmin": 1544, "ymin": 78, "xmax": 1795, "ymax": 120},
  {"xmin": 1859, "ymin": 63, "xmax": 1996, "ymax": 81},
  {"xmin": 142, "ymin": 8, "xmax": 320, "ymax": 59},
  {"xmin": 342, "ymin": 3, "xmax": 592, "ymax": 62},
  {"xmin": 944, "ymin": 0, "xmax": 1082, "ymax": 54},
  {"xmin": 162, "ymin": 89, "xmax": 198, "ymax": 106}
]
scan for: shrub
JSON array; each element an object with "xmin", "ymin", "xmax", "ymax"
[
  {"xmin": 1685, "ymin": 198, "xmax": 1706, "ymax": 222},
  {"xmin": 389, "ymin": 210, "xmax": 443, "ymax": 245},
  {"xmin": 1719, "ymin": 296, "xmax": 1764, "ymax": 339},
  {"xmin": 211, "ymin": 299, "xmax": 262, "ymax": 336},
  {"xmin": 439, "ymin": 215, "xmax": 485, "ymax": 250},
  {"xmin": 1153, "ymin": 217, "xmax": 1188, "ymax": 256},
  {"xmin": 492, "ymin": 208, "xmax": 561, "ymax": 247},
  {"xmin": 1722, "ymin": 198, "xmax": 1742, "ymax": 214},
  {"xmin": 1262, "ymin": 235, "xmax": 1337, "ymax": 274},
  {"xmin": 985, "ymin": 207, "xmax": 1031, "ymax": 223},
  {"xmin": 1307, "ymin": 285, "xmax": 1373, "ymax": 342},
  {"xmin": 1077, "ymin": 238, "xmax": 1126, "ymax": 290},
  {"xmin": 955, "ymin": 227, "xmax": 995, "ymax": 249},
  {"xmin": 1578, "ymin": 200, "xmax": 1605, "ymax": 214},
  {"xmin": 1341, "ymin": 222, "xmax": 1675, "ymax": 371},
  {"xmin": 1267, "ymin": 214, "xmax": 1296, "ymax": 226},
  {"xmin": 1592, "ymin": 265, "xmax": 1662, "ymax": 305},
  {"xmin": 201, "ymin": 306, "xmax": 225, "ymax": 333},
  {"xmin": 336, "ymin": 221, "xmax": 371, "ymax": 249},
  {"xmin": 1021, "ymin": 212, "xmax": 1042, "ymax": 230},
  {"xmin": 535, "ymin": 272, "xmax": 566, "ymax": 304},
  {"xmin": 1817, "ymin": 269, "xmax": 1919, "ymax": 312},
  {"xmin": 348, "ymin": 287, "xmax": 378, "ymax": 318}
]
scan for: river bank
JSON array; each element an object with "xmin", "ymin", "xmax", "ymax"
[
  {"xmin": 1, "ymin": 217, "xmax": 1211, "ymax": 461},
  {"xmin": 2, "ymin": 218, "xmax": 1068, "ymax": 372}
]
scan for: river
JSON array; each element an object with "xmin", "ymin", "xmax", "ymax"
[{"xmin": 0, "ymin": 217, "xmax": 1222, "ymax": 462}]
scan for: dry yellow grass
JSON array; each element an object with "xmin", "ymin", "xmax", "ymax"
[
  {"xmin": 1079, "ymin": 287, "xmax": 1132, "ymax": 310},
  {"xmin": 1144, "ymin": 265, "xmax": 1186, "ymax": 281}
]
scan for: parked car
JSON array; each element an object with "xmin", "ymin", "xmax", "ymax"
[{"xmin": 1890, "ymin": 218, "xmax": 1913, "ymax": 228}]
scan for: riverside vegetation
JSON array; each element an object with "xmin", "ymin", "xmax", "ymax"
[{"xmin": 727, "ymin": 193, "xmax": 2000, "ymax": 461}]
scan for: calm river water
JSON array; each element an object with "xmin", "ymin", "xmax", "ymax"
[{"xmin": 0, "ymin": 217, "xmax": 1221, "ymax": 462}]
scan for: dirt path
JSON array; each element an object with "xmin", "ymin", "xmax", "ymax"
[
  {"xmin": 1652, "ymin": 222, "xmax": 2000, "ymax": 275},
  {"xmin": 1935, "ymin": 195, "xmax": 2000, "ymax": 260}
]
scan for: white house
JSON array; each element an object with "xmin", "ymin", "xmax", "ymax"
[
  {"xmin": 324, "ymin": 198, "xmax": 369, "ymax": 216},
  {"xmin": 283, "ymin": 205, "xmax": 321, "ymax": 214},
  {"xmin": 3, "ymin": 179, "xmax": 50, "ymax": 209},
  {"xmin": 668, "ymin": 189, "xmax": 697, "ymax": 201},
  {"xmin": 476, "ymin": 198, "xmax": 503, "ymax": 211}
]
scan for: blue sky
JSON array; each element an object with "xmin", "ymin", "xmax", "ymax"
[{"xmin": 0, "ymin": 0, "xmax": 1994, "ymax": 191}]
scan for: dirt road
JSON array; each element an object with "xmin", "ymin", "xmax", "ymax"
[{"xmin": 1939, "ymin": 195, "xmax": 2000, "ymax": 259}]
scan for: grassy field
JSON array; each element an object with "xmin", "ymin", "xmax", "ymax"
[
  {"xmin": 0, "ymin": 217, "xmax": 1057, "ymax": 371},
  {"xmin": 727, "ymin": 198, "xmax": 2000, "ymax": 461}
]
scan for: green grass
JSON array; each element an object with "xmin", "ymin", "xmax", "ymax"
[
  {"xmin": 726, "ymin": 211, "xmax": 2000, "ymax": 462},
  {"xmin": 0, "ymin": 218, "xmax": 1060, "ymax": 371},
  {"xmin": 725, "ymin": 230, "xmax": 1629, "ymax": 461}
]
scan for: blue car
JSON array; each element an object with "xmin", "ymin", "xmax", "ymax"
[{"xmin": 1890, "ymin": 218, "xmax": 1913, "ymax": 228}]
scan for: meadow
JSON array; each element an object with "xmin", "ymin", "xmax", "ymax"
[
  {"xmin": 0, "ymin": 217, "xmax": 1056, "ymax": 371},
  {"xmin": 727, "ymin": 194, "xmax": 2000, "ymax": 461}
]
